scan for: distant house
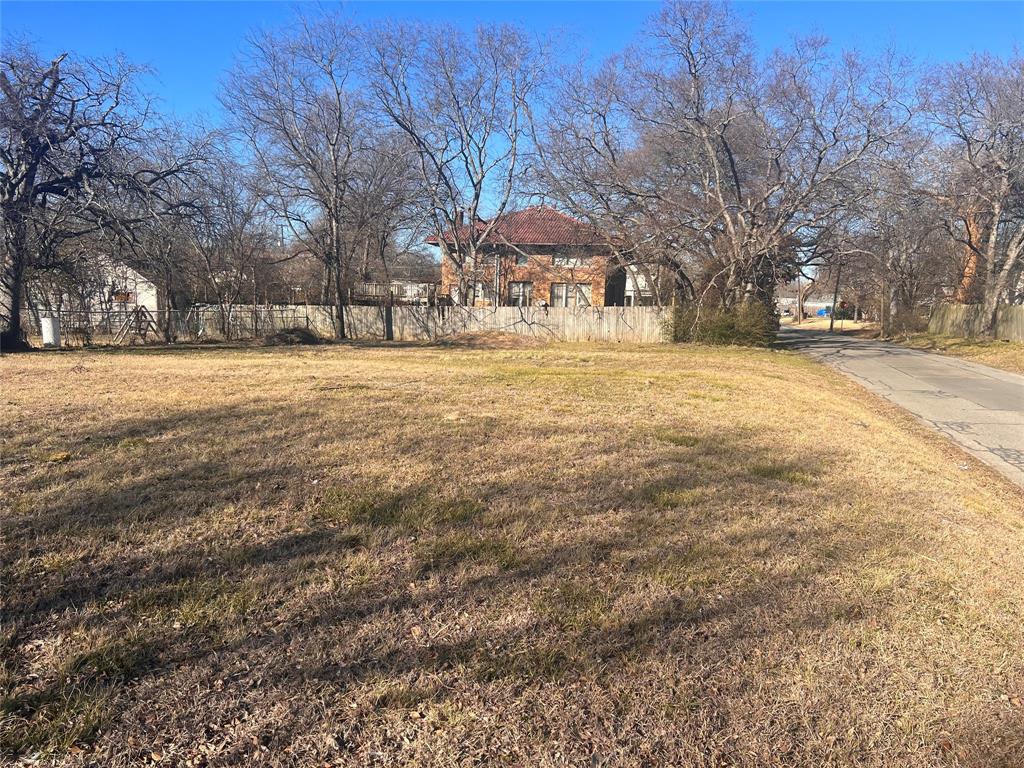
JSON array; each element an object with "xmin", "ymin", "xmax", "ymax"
[
  {"xmin": 104, "ymin": 262, "xmax": 160, "ymax": 314},
  {"xmin": 427, "ymin": 206, "xmax": 625, "ymax": 307},
  {"xmin": 776, "ymin": 281, "xmax": 837, "ymax": 318},
  {"xmin": 29, "ymin": 257, "xmax": 160, "ymax": 317},
  {"xmin": 349, "ymin": 279, "xmax": 437, "ymax": 306}
]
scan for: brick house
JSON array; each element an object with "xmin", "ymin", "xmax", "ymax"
[{"xmin": 427, "ymin": 206, "xmax": 616, "ymax": 307}]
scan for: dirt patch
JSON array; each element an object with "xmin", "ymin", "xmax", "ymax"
[
  {"xmin": 438, "ymin": 331, "xmax": 547, "ymax": 349},
  {"xmin": 260, "ymin": 327, "xmax": 324, "ymax": 346}
]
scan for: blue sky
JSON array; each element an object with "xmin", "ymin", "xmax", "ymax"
[{"xmin": 2, "ymin": 1, "xmax": 1021, "ymax": 122}]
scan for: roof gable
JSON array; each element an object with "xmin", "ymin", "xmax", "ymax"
[{"xmin": 427, "ymin": 206, "xmax": 602, "ymax": 247}]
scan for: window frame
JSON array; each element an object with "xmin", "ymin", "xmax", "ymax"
[
  {"xmin": 574, "ymin": 283, "xmax": 592, "ymax": 307},
  {"xmin": 552, "ymin": 254, "xmax": 591, "ymax": 268},
  {"xmin": 509, "ymin": 281, "xmax": 533, "ymax": 307},
  {"xmin": 550, "ymin": 282, "xmax": 569, "ymax": 307},
  {"xmin": 550, "ymin": 282, "xmax": 593, "ymax": 308}
]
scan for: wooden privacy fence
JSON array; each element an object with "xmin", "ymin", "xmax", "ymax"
[
  {"xmin": 183, "ymin": 305, "xmax": 671, "ymax": 343},
  {"xmin": 928, "ymin": 304, "xmax": 1024, "ymax": 341}
]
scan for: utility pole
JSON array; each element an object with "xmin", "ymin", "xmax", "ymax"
[
  {"xmin": 879, "ymin": 274, "xmax": 886, "ymax": 338},
  {"xmin": 828, "ymin": 261, "xmax": 843, "ymax": 334},
  {"xmin": 795, "ymin": 275, "xmax": 802, "ymax": 324}
]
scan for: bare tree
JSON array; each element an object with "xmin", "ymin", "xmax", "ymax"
[
  {"xmin": 858, "ymin": 150, "xmax": 955, "ymax": 335},
  {"xmin": 185, "ymin": 147, "xmax": 274, "ymax": 338},
  {"xmin": 924, "ymin": 54, "xmax": 1024, "ymax": 333},
  {"xmin": 0, "ymin": 44, "xmax": 195, "ymax": 350},
  {"xmin": 342, "ymin": 129, "xmax": 430, "ymax": 288},
  {"xmin": 366, "ymin": 21, "xmax": 545, "ymax": 304},
  {"xmin": 537, "ymin": 1, "xmax": 912, "ymax": 324},
  {"xmin": 224, "ymin": 14, "xmax": 368, "ymax": 338},
  {"xmin": 533, "ymin": 58, "xmax": 699, "ymax": 306}
]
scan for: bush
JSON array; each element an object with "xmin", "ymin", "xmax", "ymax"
[
  {"xmin": 890, "ymin": 310, "xmax": 929, "ymax": 337},
  {"xmin": 668, "ymin": 302, "xmax": 777, "ymax": 346}
]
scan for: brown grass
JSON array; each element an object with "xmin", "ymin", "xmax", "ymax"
[
  {"xmin": 894, "ymin": 332, "xmax": 1024, "ymax": 375},
  {"xmin": 2, "ymin": 341, "xmax": 1023, "ymax": 766},
  {"xmin": 780, "ymin": 316, "xmax": 876, "ymax": 333}
]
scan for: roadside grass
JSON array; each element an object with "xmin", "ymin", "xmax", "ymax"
[
  {"xmin": 895, "ymin": 332, "xmax": 1024, "ymax": 375},
  {"xmin": 780, "ymin": 316, "xmax": 876, "ymax": 333},
  {"xmin": 2, "ymin": 341, "xmax": 1023, "ymax": 766},
  {"xmin": 781, "ymin": 317, "xmax": 1024, "ymax": 375}
]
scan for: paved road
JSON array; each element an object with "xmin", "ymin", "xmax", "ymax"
[{"xmin": 778, "ymin": 328, "xmax": 1024, "ymax": 488}]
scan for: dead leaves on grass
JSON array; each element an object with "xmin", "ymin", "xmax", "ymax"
[{"xmin": 3, "ymin": 344, "xmax": 1024, "ymax": 765}]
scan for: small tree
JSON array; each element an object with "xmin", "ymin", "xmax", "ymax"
[{"xmin": 193, "ymin": 152, "xmax": 273, "ymax": 337}]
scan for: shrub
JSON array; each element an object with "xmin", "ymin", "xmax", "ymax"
[
  {"xmin": 668, "ymin": 301, "xmax": 777, "ymax": 346},
  {"xmin": 890, "ymin": 310, "xmax": 929, "ymax": 337}
]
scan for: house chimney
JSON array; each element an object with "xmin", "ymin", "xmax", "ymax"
[{"xmin": 456, "ymin": 209, "xmax": 465, "ymax": 228}]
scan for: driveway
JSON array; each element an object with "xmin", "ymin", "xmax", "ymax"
[{"xmin": 778, "ymin": 328, "xmax": 1024, "ymax": 488}]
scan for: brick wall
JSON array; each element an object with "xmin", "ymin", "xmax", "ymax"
[{"xmin": 438, "ymin": 244, "xmax": 611, "ymax": 306}]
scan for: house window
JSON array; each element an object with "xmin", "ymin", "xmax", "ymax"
[
  {"xmin": 515, "ymin": 253, "xmax": 529, "ymax": 266},
  {"xmin": 624, "ymin": 265, "xmax": 654, "ymax": 306},
  {"xmin": 509, "ymin": 281, "xmax": 532, "ymax": 306},
  {"xmin": 550, "ymin": 283, "xmax": 570, "ymax": 307},
  {"xmin": 575, "ymin": 284, "xmax": 592, "ymax": 307},
  {"xmin": 550, "ymin": 283, "xmax": 592, "ymax": 307},
  {"xmin": 552, "ymin": 255, "xmax": 590, "ymax": 268},
  {"xmin": 473, "ymin": 282, "xmax": 498, "ymax": 306}
]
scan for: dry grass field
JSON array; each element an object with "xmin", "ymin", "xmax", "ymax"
[
  {"xmin": 2, "ymin": 339, "xmax": 1024, "ymax": 767},
  {"xmin": 895, "ymin": 333, "xmax": 1024, "ymax": 376}
]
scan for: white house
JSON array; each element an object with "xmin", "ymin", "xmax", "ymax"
[
  {"xmin": 29, "ymin": 256, "xmax": 160, "ymax": 323},
  {"xmin": 104, "ymin": 261, "xmax": 160, "ymax": 314}
]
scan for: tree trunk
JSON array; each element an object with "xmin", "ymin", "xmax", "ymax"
[
  {"xmin": 322, "ymin": 262, "xmax": 332, "ymax": 307},
  {"xmin": 252, "ymin": 274, "xmax": 259, "ymax": 338},
  {"xmin": 953, "ymin": 210, "xmax": 981, "ymax": 303},
  {"xmin": 0, "ymin": 235, "xmax": 30, "ymax": 351},
  {"xmin": 217, "ymin": 295, "xmax": 230, "ymax": 340},
  {"xmin": 878, "ymin": 278, "xmax": 888, "ymax": 338},
  {"xmin": 160, "ymin": 266, "xmax": 176, "ymax": 343},
  {"xmin": 981, "ymin": 268, "xmax": 1010, "ymax": 337},
  {"xmin": 360, "ymin": 237, "xmax": 371, "ymax": 282},
  {"xmin": 981, "ymin": 236, "xmax": 1022, "ymax": 337},
  {"xmin": 332, "ymin": 257, "xmax": 347, "ymax": 340}
]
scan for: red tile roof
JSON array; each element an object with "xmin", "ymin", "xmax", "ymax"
[{"xmin": 426, "ymin": 206, "xmax": 602, "ymax": 246}]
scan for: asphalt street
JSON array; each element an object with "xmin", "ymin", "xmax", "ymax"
[{"xmin": 778, "ymin": 328, "xmax": 1024, "ymax": 488}]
